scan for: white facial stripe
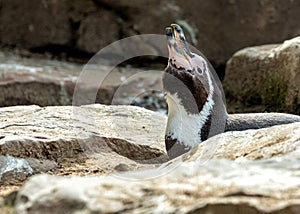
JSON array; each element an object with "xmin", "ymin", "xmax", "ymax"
[{"xmin": 165, "ymin": 61, "xmax": 214, "ymax": 148}]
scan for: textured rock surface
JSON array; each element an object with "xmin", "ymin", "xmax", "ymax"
[
  {"xmin": 1, "ymin": 0, "xmax": 299, "ymax": 66},
  {"xmin": 0, "ymin": 104, "xmax": 166, "ymax": 159},
  {"xmin": 14, "ymin": 122, "xmax": 300, "ymax": 214},
  {"xmin": 0, "ymin": 104, "xmax": 167, "ymax": 191},
  {"xmin": 0, "ymin": 51, "xmax": 163, "ymax": 108},
  {"xmin": 224, "ymin": 37, "xmax": 300, "ymax": 114}
]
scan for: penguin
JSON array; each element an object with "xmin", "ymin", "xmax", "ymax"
[{"xmin": 163, "ymin": 24, "xmax": 300, "ymax": 159}]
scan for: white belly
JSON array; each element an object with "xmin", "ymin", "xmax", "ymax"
[{"xmin": 165, "ymin": 92, "xmax": 214, "ymax": 148}]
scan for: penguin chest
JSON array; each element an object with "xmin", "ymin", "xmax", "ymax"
[{"xmin": 165, "ymin": 92, "xmax": 213, "ymax": 148}]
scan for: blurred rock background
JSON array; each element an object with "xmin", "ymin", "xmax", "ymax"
[{"xmin": 0, "ymin": 0, "xmax": 299, "ymax": 112}]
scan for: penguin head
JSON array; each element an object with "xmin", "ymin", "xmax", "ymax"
[
  {"xmin": 164, "ymin": 24, "xmax": 211, "ymax": 109},
  {"xmin": 166, "ymin": 24, "xmax": 207, "ymax": 75}
]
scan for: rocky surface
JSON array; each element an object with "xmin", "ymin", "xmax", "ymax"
[
  {"xmin": 1, "ymin": 0, "xmax": 299, "ymax": 67},
  {"xmin": 14, "ymin": 122, "xmax": 300, "ymax": 214},
  {"xmin": 0, "ymin": 51, "xmax": 164, "ymax": 109},
  {"xmin": 0, "ymin": 104, "xmax": 167, "ymax": 186},
  {"xmin": 0, "ymin": 104, "xmax": 300, "ymax": 213},
  {"xmin": 224, "ymin": 36, "xmax": 300, "ymax": 114}
]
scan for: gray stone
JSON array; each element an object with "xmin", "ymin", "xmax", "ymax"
[
  {"xmin": 0, "ymin": 156, "xmax": 33, "ymax": 184},
  {"xmin": 224, "ymin": 36, "xmax": 300, "ymax": 114},
  {"xmin": 0, "ymin": 156, "xmax": 57, "ymax": 185},
  {"xmin": 14, "ymin": 122, "xmax": 300, "ymax": 214}
]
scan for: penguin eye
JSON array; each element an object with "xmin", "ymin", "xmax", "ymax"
[
  {"xmin": 175, "ymin": 25, "xmax": 182, "ymax": 32},
  {"xmin": 176, "ymin": 26, "xmax": 185, "ymax": 37},
  {"xmin": 197, "ymin": 67, "xmax": 203, "ymax": 74}
]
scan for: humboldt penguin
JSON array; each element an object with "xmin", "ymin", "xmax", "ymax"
[{"xmin": 163, "ymin": 24, "xmax": 300, "ymax": 159}]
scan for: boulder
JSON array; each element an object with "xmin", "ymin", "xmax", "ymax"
[
  {"xmin": 14, "ymin": 122, "xmax": 300, "ymax": 213},
  {"xmin": 0, "ymin": 51, "xmax": 81, "ymax": 106},
  {"xmin": 0, "ymin": 105, "xmax": 167, "ymax": 183},
  {"xmin": 224, "ymin": 37, "xmax": 300, "ymax": 114},
  {"xmin": 0, "ymin": 51, "xmax": 163, "ymax": 108}
]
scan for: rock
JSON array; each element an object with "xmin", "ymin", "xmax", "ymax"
[
  {"xmin": 1, "ymin": 0, "xmax": 300, "ymax": 67},
  {"xmin": 183, "ymin": 121, "xmax": 300, "ymax": 162},
  {"xmin": 0, "ymin": 51, "xmax": 81, "ymax": 106},
  {"xmin": 0, "ymin": 104, "xmax": 169, "ymax": 212},
  {"xmin": 0, "ymin": 104, "xmax": 168, "ymax": 193},
  {"xmin": 224, "ymin": 37, "xmax": 300, "ymax": 114},
  {"xmin": 14, "ymin": 122, "xmax": 300, "ymax": 213},
  {"xmin": 0, "ymin": 104, "xmax": 166, "ymax": 161},
  {"xmin": 0, "ymin": 51, "xmax": 163, "ymax": 109},
  {"xmin": 0, "ymin": 156, "xmax": 57, "ymax": 185}
]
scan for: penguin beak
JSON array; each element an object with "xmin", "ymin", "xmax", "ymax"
[
  {"xmin": 166, "ymin": 24, "xmax": 192, "ymax": 57},
  {"xmin": 166, "ymin": 26, "xmax": 181, "ymax": 56},
  {"xmin": 165, "ymin": 24, "xmax": 194, "ymax": 70},
  {"xmin": 170, "ymin": 24, "xmax": 186, "ymax": 43}
]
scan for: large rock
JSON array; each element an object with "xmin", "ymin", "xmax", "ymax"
[
  {"xmin": 224, "ymin": 37, "xmax": 300, "ymax": 114},
  {"xmin": 0, "ymin": 104, "xmax": 167, "ymax": 186},
  {"xmin": 14, "ymin": 122, "xmax": 300, "ymax": 213},
  {"xmin": 0, "ymin": 51, "xmax": 163, "ymax": 108},
  {"xmin": 1, "ymin": 0, "xmax": 299, "ymax": 66}
]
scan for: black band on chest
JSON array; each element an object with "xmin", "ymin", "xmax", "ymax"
[{"xmin": 163, "ymin": 66, "xmax": 209, "ymax": 115}]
